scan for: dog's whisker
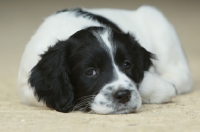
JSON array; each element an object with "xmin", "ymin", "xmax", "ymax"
[
  {"xmin": 72, "ymin": 95, "xmax": 95, "ymax": 112},
  {"xmin": 73, "ymin": 101, "xmax": 90, "ymax": 109},
  {"xmin": 74, "ymin": 95, "xmax": 96, "ymax": 104}
]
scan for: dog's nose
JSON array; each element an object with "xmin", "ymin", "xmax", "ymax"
[{"xmin": 114, "ymin": 90, "xmax": 131, "ymax": 104}]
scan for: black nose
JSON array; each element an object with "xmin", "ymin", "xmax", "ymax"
[{"xmin": 114, "ymin": 90, "xmax": 131, "ymax": 104}]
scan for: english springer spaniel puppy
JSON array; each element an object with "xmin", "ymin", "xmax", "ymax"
[{"xmin": 17, "ymin": 6, "xmax": 193, "ymax": 114}]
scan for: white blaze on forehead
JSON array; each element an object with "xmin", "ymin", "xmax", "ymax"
[
  {"xmin": 99, "ymin": 30, "xmax": 131, "ymax": 82},
  {"xmin": 100, "ymin": 30, "xmax": 113, "ymax": 51},
  {"xmin": 92, "ymin": 30, "xmax": 113, "ymax": 53}
]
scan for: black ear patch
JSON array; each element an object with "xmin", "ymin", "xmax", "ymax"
[
  {"xmin": 132, "ymin": 46, "xmax": 156, "ymax": 84},
  {"xmin": 28, "ymin": 41, "xmax": 74, "ymax": 112},
  {"xmin": 140, "ymin": 46, "xmax": 156, "ymax": 71}
]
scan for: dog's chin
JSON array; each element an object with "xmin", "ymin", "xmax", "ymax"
[
  {"xmin": 89, "ymin": 107, "xmax": 138, "ymax": 115},
  {"xmin": 90, "ymin": 102, "xmax": 141, "ymax": 115},
  {"xmin": 109, "ymin": 108, "xmax": 138, "ymax": 114}
]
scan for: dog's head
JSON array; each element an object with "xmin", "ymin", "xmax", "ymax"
[{"xmin": 29, "ymin": 27, "xmax": 154, "ymax": 114}]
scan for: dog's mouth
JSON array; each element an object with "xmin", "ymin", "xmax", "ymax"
[
  {"xmin": 108, "ymin": 107, "xmax": 137, "ymax": 114},
  {"xmin": 72, "ymin": 101, "xmax": 139, "ymax": 114},
  {"xmin": 88, "ymin": 106, "xmax": 138, "ymax": 115},
  {"xmin": 72, "ymin": 89, "xmax": 140, "ymax": 114}
]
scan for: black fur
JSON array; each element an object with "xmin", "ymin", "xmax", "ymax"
[
  {"xmin": 111, "ymin": 31, "xmax": 155, "ymax": 83},
  {"xmin": 56, "ymin": 9, "xmax": 69, "ymax": 14},
  {"xmin": 56, "ymin": 8, "xmax": 123, "ymax": 33},
  {"xmin": 29, "ymin": 27, "xmax": 115, "ymax": 112},
  {"xmin": 66, "ymin": 27, "xmax": 115, "ymax": 101},
  {"xmin": 28, "ymin": 41, "xmax": 74, "ymax": 112},
  {"xmin": 29, "ymin": 26, "xmax": 154, "ymax": 112}
]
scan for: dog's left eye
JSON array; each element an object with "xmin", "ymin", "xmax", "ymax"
[
  {"xmin": 123, "ymin": 60, "xmax": 132, "ymax": 69},
  {"xmin": 85, "ymin": 68, "xmax": 96, "ymax": 76}
]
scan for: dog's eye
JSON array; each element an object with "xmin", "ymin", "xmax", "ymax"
[
  {"xmin": 85, "ymin": 68, "xmax": 96, "ymax": 76},
  {"xmin": 123, "ymin": 60, "xmax": 132, "ymax": 69}
]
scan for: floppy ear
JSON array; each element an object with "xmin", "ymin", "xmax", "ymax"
[
  {"xmin": 132, "ymin": 46, "xmax": 156, "ymax": 84},
  {"xmin": 28, "ymin": 41, "xmax": 74, "ymax": 113},
  {"xmin": 140, "ymin": 47, "xmax": 156, "ymax": 71}
]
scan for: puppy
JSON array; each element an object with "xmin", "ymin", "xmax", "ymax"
[{"xmin": 17, "ymin": 6, "xmax": 193, "ymax": 114}]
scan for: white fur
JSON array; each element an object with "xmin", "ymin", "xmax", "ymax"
[{"xmin": 17, "ymin": 6, "xmax": 193, "ymax": 113}]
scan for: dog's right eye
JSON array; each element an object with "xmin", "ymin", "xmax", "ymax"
[{"xmin": 85, "ymin": 68, "xmax": 96, "ymax": 76}]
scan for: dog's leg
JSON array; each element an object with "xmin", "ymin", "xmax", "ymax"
[{"xmin": 138, "ymin": 71, "xmax": 177, "ymax": 103}]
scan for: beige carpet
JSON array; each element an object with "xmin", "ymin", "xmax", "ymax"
[{"xmin": 0, "ymin": 0, "xmax": 199, "ymax": 132}]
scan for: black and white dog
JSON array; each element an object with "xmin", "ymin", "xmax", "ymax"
[{"xmin": 17, "ymin": 6, "xmax": 193, "ymax": 114}]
